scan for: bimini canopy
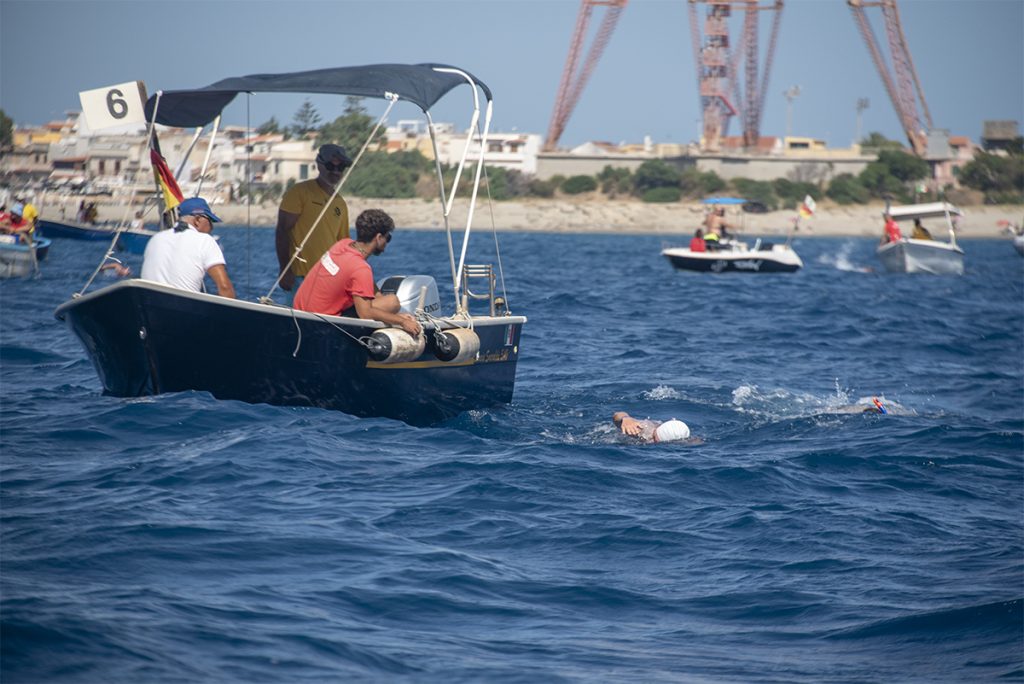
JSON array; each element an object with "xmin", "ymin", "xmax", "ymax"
[
  {"xmin": 144, "ymin": 63, "xmax": 491, "ymax": 128},
  {"xmin": 888, "ymin": 202, "xmax": 964, "ymax": 222},
  {"xmin": 701, "ymin": 197, "xmax": 747, "ymax": 205}
]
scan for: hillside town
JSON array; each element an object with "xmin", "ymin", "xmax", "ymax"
[{"xmin": 2, "ymin": 109, "xmax": 1018, "ymax": 211}]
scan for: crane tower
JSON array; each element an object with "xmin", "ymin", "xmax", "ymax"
[
  {"xmin": 688, "ymin": 0, "xmax": 784, "ymax": 153},
  {"xmin": 848, "ymin": 0, "xmax": 932, "ymax": 156},
  {"xmin": 544, "ymin": 0, "xmax": 628, "ymax": 152}
]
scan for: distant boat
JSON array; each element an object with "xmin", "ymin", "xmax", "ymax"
[
  {"xmin": 876, "ymin": 202, "xmax": 964, "ymax": 275},
  {"xmin": 0, "ymin": 236, "xmax": 51, "ymax": 278},
  {"xmin": 661, "ymin": 196, "xmax": 804, "ymax": 273},
  {"xmin": 37, "ymin": 218, "xmax": 157, "ymax": 254}
]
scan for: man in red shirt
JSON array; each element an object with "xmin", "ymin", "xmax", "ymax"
[
  {"xmin": 294, "ymin": 209, "xmax": 421, "ymax": 336},
  {"xmin": 883, "ymin": 212, "xmax": 903, "ymax": 243}
]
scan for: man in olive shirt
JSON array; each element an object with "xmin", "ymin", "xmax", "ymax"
[{"xmin": 275, "ymin": 143, "xmax": 352, "ymax": 304}]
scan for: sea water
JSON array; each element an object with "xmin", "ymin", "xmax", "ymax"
[{"xmin": 2, "ymin": 228, "xmax": 1022, "ymax": 682}]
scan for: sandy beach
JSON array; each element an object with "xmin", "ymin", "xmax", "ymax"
[{"xmin": 77, "ymin": 196, "xmax": 1021, "ymax": 238}]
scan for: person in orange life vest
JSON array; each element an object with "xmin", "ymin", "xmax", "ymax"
[
  {"xmin": 883, "ymin": 213, "xmax": 903, "ymax": 243},
  {"xmin": 294, "ymin": 209, "xmax": 422, "ymax": 337},
  {"xmin": 690, "ymin": 228, "xmax": 707, "ymax": 252}
]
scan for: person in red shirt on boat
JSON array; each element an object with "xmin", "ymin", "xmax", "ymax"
[
  {"xmin": 0, "ymin": 204, "xmax": 33, "ymax": 243},
  {"xmin": 294, "ymin": 209, "xmax": 421, "ymax": 337},
  {"xmin": 689, "ymin": 228, "xmax": 707, "ymax": 252},
  {"xmin": 883, "ymin": 212, "xmax": 903, "ymax": 243}
]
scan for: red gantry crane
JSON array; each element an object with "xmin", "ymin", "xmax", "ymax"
[
  {"xmin": 544, "ymin": 0, "xmax": 628, "ymax": 152},
  {"xmin": 688, "ymin": 0, "xmax": 784, "ymax": 152},
  {"xmin": 848, "ymin": 0, "xmax": 932, "ymax": 156}
]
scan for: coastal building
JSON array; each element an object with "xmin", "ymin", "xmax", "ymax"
[{"xmin": 1, "ymin": 109, "xmax": 996, "ymax": 200}]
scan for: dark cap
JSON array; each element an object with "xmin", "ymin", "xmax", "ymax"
[
  {"xmin": 178, "ymin": 197, "xmax": 221, "ymax": 222},
  {"xmin": 316, "ymin": 144, "xmax": 352, "ymax": 166}
]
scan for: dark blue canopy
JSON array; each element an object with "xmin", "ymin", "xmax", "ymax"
[{"xmin": 144, "ymin": 63, "xmax": 491, "ymax": 128}]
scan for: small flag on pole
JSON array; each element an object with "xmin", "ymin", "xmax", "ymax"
[
  {"xmin": 150, "ymin": 147, "xmax": 184, "ymax": 213},
  {"xmin": 798, "ymin": 195, "xmax": 817, "ymax": 219}
]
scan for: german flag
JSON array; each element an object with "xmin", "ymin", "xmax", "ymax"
[{"xmin": 150, "ymin": 145, "xmax": 183, "ymax": 213}]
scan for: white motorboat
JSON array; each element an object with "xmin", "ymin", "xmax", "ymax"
[
  {"xmin": 662, "ymin": 237, "xmax": 803, "ymax": 273},
  {"xmin": 662, "ymin": 196, "xmax": 804, "ymax": 273},
  {"xmin": 876, "ymin": 202, "xmax": 965, "ymax": 275}
]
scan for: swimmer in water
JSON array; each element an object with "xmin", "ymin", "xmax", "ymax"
[{"xmin": 613, "ymin": 412, "xmax": 694, "ymax": 443}]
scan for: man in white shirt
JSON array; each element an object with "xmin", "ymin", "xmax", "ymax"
[{"xmin": 141, "ymin": 197, "xmax": 235, "ymax": 298}]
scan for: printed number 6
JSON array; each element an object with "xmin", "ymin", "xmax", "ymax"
[{"xmin": 106, "ymin": 89, "xmax": 128, "ymax": 119}]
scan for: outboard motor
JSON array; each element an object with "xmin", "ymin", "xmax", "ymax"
[{"xmin": 377, "ymin": 275, "xmax": 440, "ymax": 316}]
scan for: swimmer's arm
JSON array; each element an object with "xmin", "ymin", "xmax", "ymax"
[{"xmin": 613, "ymin": 412, "xmax": 644, "ymax": 436}]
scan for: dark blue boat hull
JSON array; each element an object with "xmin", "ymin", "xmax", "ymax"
[
  {"xmin": 55, "ymin": 280, "xmax": 524, "ymax": 426},
  {"xmin": 38, "ymin": 219, "xmax": 113, "ymax": 241},
  {"xmin": 38, "ymin": 219, "xmax": 154, "ymax": 254}
]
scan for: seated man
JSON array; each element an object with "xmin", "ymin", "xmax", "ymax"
[
  {"xmin": 613, "ymin": 412, "xmax": 692, "ymax": 443},
  {"xmin": 911, "ymin": 219, "xmax": 932, "ymax": 240},
  {"xmin": 294, "ymin": 209, "xmax": 421, "ymax": 337},
  {"xmin": 141, "ymin": 197, "xmax": 235, "ymax": 298}
]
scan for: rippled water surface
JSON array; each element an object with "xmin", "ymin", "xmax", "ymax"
[{"xmin": 2, "ymin": 227, "xmax": 1022, "ymax": 682}]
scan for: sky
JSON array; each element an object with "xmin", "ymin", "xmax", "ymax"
[{"xmin": 2, "ymin": 0, "xmax": 1022, "ymax": 149}]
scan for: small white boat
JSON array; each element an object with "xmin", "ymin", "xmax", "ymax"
[
  {"xmin": 662, "ymin": 196, "xmax": 804, "ymax": 273},
  {"xmin": 662, "ymin": 238, "xmax": 803, "ymax": 273},
  {"xmin": 876, "ymin": 202, "xmax": 964, "ymax": 275},
  {"xmin": 0, "ymin": 236, "xmax": 51, "ymax": 278}
]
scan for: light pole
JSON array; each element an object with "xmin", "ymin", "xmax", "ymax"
[
  {"xmin": 855, "ymin": 97, "xmax": 870, "ymax": 146},
  {"xmin": 783, "ymin": 86, "xmax": 801, "ymax": 139}
]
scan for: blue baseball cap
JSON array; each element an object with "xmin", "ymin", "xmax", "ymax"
[{"xmin": 178, "ymin": 197, "xmax": 221, "ymax": 223}]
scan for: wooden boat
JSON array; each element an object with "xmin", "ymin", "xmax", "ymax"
[
  {"xmin": 55, "ymin": 63, "xmax": 526, "ymax": 426},
  {"xmin": 876, "ymin": 202, "xmax": 965, "ymax": 275}
]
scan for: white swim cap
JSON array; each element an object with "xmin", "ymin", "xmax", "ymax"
[{"xmin": 654, "ymin": 419, "xmax": 690, "ymax": 442}]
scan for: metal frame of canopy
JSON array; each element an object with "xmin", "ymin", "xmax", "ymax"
[
  {"xmin": 141, "ymin": 63, "xmax": 505, "ymax": 316},
  {"xmin": 886, "ymin": 202, "xmax": 964, "ymax": 246}
]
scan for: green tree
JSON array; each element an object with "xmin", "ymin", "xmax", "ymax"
[
  {"xmin": 641, "ymin": 186, "xmax": 681, "ymax": 203},
  {"xmin": 731, "ymin": 178, "xmax": 776, "ymax": 210},
  {"xmin": 561, "ymin": 175, "xmax": 598, "ymax": 195},
  {"xmin": 0, "ymin": 109, "xmax": 12, "ymax": 149},
  {"xmin": 958, "ymin": 150, "xmax": 1024, "ymax": 203},
  {"xmin": 860, "ymin": 132, "xmax": 904, "ymax": 150},
  {"xmin": 257, "ymin": 117, "xmax": 283, "ymax": 137},
  {"xmin": 527, "ymin": 178, "xmax": 558, "ymax": 198},
  {"xmin": 597, "ymin": 165, "xmax": 632, "ymax": 197},
  {"xmin": 345, "ymin": 151, "xmax": 427, "ymax": 198},
  {"xmin": 826, "ymin": 173, "xmax": 870, "ymax": 204},
  {"xmin": 679, "ymin": 168, "xmax": 726, "ymax": 198},
  {"xmin": 772, "ymin": 178, "xmax": 819, "ymax": 209},
  {"xmin": 633, "ymin": 160, "xmax": 680, "ymax": 195},
  {"xmin": 290, "ymin": 99, "xmax": 321, "ymax": 138},
  {"xmin": 876, "ymin": 149, "xmax": 929, "ymax": 183},
  {"xmin": 318, "ymin": 96, "xmax": 381, "ymax": 155}
]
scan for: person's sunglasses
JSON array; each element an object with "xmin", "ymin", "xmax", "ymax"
[
  {"xmin": 382, "ymin": 232, "xmax": 392, "ymax": 243},
  {"xmin": 319, "ymin": 159, "xmax": 348, "ymax": 172}
]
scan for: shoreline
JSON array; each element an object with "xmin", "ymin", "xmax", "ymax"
[{"xmin": 69, "ymin": 197, "xmax": 1021, "ymax": 238}]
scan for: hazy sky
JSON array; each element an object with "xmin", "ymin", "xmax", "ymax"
[{"xmin": 2, "ymin": 0, "xmax": 1021, "ymax": 148}]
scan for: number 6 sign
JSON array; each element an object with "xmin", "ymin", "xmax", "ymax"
[{"xmin": 79, "ymin": 81, "xmax": 148, "ymax": 131}]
